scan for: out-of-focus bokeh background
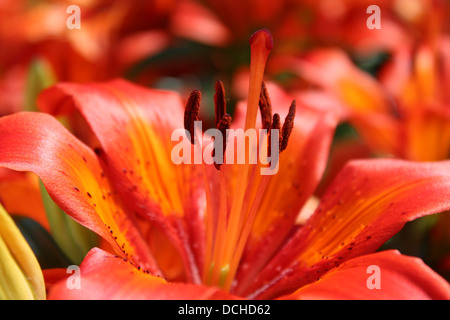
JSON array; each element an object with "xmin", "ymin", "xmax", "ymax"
[{"xmin": 0, "ymin": 0, "xmax": 449, "ymax": 282}]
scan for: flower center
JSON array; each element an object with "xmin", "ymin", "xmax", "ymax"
[{"xmin": 183, "ymin": 29, "xmax": 295, "ymax": 293}]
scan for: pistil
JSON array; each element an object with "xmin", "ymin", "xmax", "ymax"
[
  {"xmin": 244, "ymin": 29, "xmax": 274, "ymax": 131},
  {"xmin": 211, "ymin": 29, "xmax": 273, "ymax": 289}
]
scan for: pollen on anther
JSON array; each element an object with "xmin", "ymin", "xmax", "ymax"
[
  {"xmin": 214, "ymin": 80, "xmax": 226, "ymax": 128},
  {"xmin": 280, "ymin": 100, "xmax": 296, "ymax": 152},
  {"xmin": 213, "ymin": 113, "xmax": 232, "ymax": 170},
  {"xmin": 259, "ymin": 82, "xmax": 272, "ymax": 130},
  {"xmin": 268, "ymin": 113, "xmax": 281, "ymax": 157},
  {"xmin": 184, "ymin": 90, "xmax": 201, "ymax": 144}
]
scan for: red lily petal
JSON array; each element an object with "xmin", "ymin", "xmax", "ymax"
[
  {"xmin": 0, "ymin": 65, "xmax": 26, "ymax": 116},
  {"xmin": 294, "ymin": 90, "xmax": 350, "ymax": 122},
  {"xmin": 115, "ymin": 30, "xmax": 171, "ymax": 70},
  {"xmin": 43, "ymin": 268, "xmax": 68, "ymax": 288},
  {"xmin": 402, "ymin": 106, "xmax": 450, "ymax": 161},
  {"xmin": 170, "ymin": 0, "xmax": 231, "ymax": 46},
  {"xmin": 0, "ymin": 112, "xmax": 159, "ymax": 273},
  {"xmin": 38, "ymin": 80, "xmax": 205, "ymax": 282},
  {"xmin": 37, "ymin": 79, "xmax": 198, "ymax": 222},
  {"xmin": 350, "ymin": 112, "xmax": 401, "ymax": 157},
  {"xmin": 48, "ymin": 248, "xmax": 238, "ymax": 300},
  {"xmin": 315, "ymin": 138, "xmax": 373, "ymax": 197},
  {"xmin": 222, "ymin": 83, "xmax": 337, "ymax": 293},
  {"xmin": 245, "ymin": 159, "xmax": 450, "ymax": 298},
  {"xmin": 279, "ymin": 250, "xmax": 450, "ymax": 300},
  {"xmin": 279, "ymin": 49, "xmax": 392, "ymax": 114},
  {"xmin": 236, "ymin": 105, "xmax": 338, "ymax": 292},
  {"xmin": 272, "ymin": 50, "xmax": 404, "ymax": 157}
]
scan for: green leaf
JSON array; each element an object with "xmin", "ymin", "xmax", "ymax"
[
  {"xmin": 39, "ymin": 180, "xmax": 98, "ymax": 264},
  {"xmin": 24, "ymin": 58, "xmax": 57, "ymax": 111},
  {"xmin": 12, "ymin": 215, "xmax": 72, "ymax": 269}
]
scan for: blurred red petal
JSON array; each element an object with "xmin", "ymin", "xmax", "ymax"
[
  {"xmin": 48, "ymin": 248, "xmax": 239, "ymax": 300},
  {"xmin": 280, "ymin": 250, "xmax": 450, "ymax": 300}
]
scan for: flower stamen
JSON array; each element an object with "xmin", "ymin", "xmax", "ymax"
[
  {"xmin": 280, "ymin": 100, "xmax": 296, "ymax": 152},
  {"xmin": 268, "ymin": 113, "xmax": 281, "ymax": 158},
  {"xmin": 209, "ymin": 29, "xmax": 273, "ymax": 290},
  {"xmin": 184, "ymin": 90, "xmax": 201, "ymax": 144},
  {"xmin": 214, "ymin": 80, "xmax": 226, "ymax": 128},
  {"xmin": 213, "ymin": 114, "xmax": 232, "ymax": 170},
  {"xmin": 213, "ymin": 80, "xmax": 232, "ymax": 170},
  {"xmin": 259, "ymin": 82, "xmax": 273, "ymax": 130}
]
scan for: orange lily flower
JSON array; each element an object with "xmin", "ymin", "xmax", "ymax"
[
  {"xmin": 169, "ymin": 0, "xmax": 450, "ymax": 58},
  {"xmin": 277, "ymin": 34, "xmax": 450, "ymax": 162},
  {"xmin": 169, "ymin": 0, "xmax": 295, "ymax": 46},
  {"xmin": 377, "ymin": 38, "xmax": 450, "ymax": 161},
  {"xmin": 291, "ymin": 0, "xmax": 449, "ymax": 54},
  {"xmin": 0, "ymin": 30, "xmax": 449, "ymax": 299},
  {"xmin": 0, "ymin": 0, "xmax": 173, "ymax": 115},
  {"xmin": 264, "ymin": 0, "xmax": 449, "ymax": 161},
  {"xmin": 161, "ymin": 0, "xmax": 450, "ymax": 131}
]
